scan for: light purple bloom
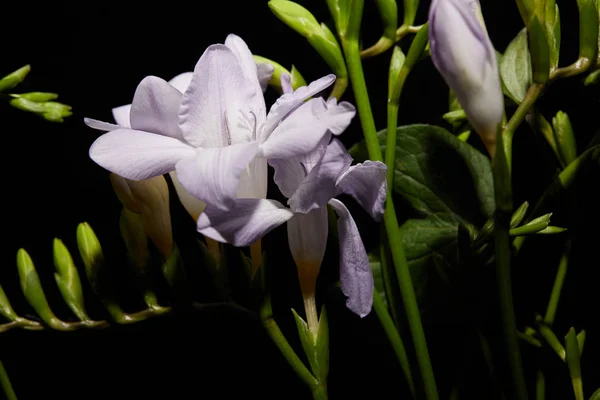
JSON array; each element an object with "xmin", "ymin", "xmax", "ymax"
[
  {"xmin": 429, "ymin": 0, "xmax": 504, "ymax": 154},
  {"xmin": 197, "ymin": 129, "xmax": 388, "ymax": 317},
  {"xmin": 85, "ymin": 34, "xmax": 347, "ymax": 213}
]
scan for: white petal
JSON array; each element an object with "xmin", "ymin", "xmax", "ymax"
[
  {"xmin": 324, "ymin": 100, "xmax": 356, "ymax": 135},
  {"xmin": 179, "ymin": 44, "xmax": 257, "ymax": 148},
  {"xmin": 336, "ymin": 161, "xmax": 388, "ymax": 221},
  {"xmin": 280, "ymin": 73, "xmax": 293, "ymax": 94},
  {"xmin": 112, "ymin": 104, "xmax": 131, "ymax": 128},
  {"xmin": 329, "ymin": 199, "xmax": 373, "ymax": 318},
  {"xmin": 130, "ymin": 76, "xmax": 184, "ymax": 140},
  {"xmin": 174, "ymin": 142, "xmax": 259, "ymax": 211},
  {"xmin": 224, "ymin": 34, "xmax": 265, "ymax": 99},
  {"xmin": 269, "ymin": 157, "xmax": 306, "ymax": 199},
  {"xmin": 237, "ymin": 157, "xmax": 268, "ymax": 199},
  {"xmin": 168, "ymin": 72, "xmax": 193, "ymax": 93},
  {"xmin": 169, "ymin": 171, "xmax": 206, "ymax": 221},
  {"xmin": 287, "ymin": 207, "xmax": 328, "ymax": 272},
  {"xmin": 288, "ymin": 139, "xmax": 352, "ymax": 214},
  {"xmin": 257, "ymin": 63, "xmax": 275, "ymax": 92},
  {"xmin": 260, "ymin": 74, "xmax": 336, "ymax": 141},
  {"xmin": 89, "ymin": 129, "xmax": 196, "ymax": 180},
  {"xmin": 84, "ymin": 118, "xmax": 121, "ymax": 132},
  {"xmin": 197, "ymin": 199, "xmax": 293, "ymax": 246},
  {"xmin": 260, "ymin": 98, "xmax": 330, "ymax": 159}
]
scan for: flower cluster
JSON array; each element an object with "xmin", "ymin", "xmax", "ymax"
[{"xmin": 85, "ymin": 34, "xmax": 387, "ymax": 317}]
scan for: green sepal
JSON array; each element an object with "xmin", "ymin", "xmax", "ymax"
[
  {"xmin": 0, "ymin": 65, "xmax": 30, "ymax": 92},
  {"xmin": 291, "ymin": 306, "xmax": 329, "ymax": 381}
]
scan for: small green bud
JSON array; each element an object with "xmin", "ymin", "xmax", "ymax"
[
  {"xmin": 388, "ymin": 46, "xmax": 406, "ymax": 98},
  {"xmin": 306, "ymin": 25, "xmax": 347, "ymax": 79},
  {"xmin": 457, "ymin": 128, "xmax": 471, "ymax": 142},
  {"xmin": 53, "ymin": 238, "xmax": 89, "ymax": 321},
  {"xmin": 0, "ymin": 285, "xmax": 19, "ymax": 320},
  {"xmin": 252, "ymin": 56, "xmax": 307, "ymax": 93},
  {"xmin": 585, "ymin": 69, "xmax": 600, "ymax": 85},
  {"xmin": 269, "ymin": 0, "xmax": 321, "ymax": 38},
  {"xmin": 10, "ymin": 97, "xmax": 46, "ymax": 113},
  {"xmin": 544, "ymin": 0, "xmax": 561, "ymax": 71},
  {"xmin": 536, "ymin": 226, "xmax": 567, "ymax": 234},
  {"xmin": 577, "ymin": 0, "xmax": 599, "ymax": 62},
  {"xmin": 510, "ymin": 201, "xmax": 529, "ymax": 228},
  {"xmin": 404, "ymin": 0, "xmax": 419, "ymax": 27},
  {"xmin": 0, "ymin": 65, "xmax": 30, "ymax": 92},
  {"xmin": 552, "ymin": 111, "xmax": 577, "ymax": 165},
  {"xmin": 76, "ymin": 222, "xmax": 104, "ymax": 286},
  {"xmin": 528, "ymin": 13, "xmax": 550, "ymax": 84},
  {"xmin": 9, "ymin": 97, "xmax": 72, "ymax": 122},
  {"xmin": 17, "ymin": 92, "xmax": 59, "ymax": 102},
  {"xmin": 510, "ymin": 213, "xmax": 552, "ymax": 236},
  {"xmin": 389, "ymin": 23, "xmax": 428, "ymax": 104},
  {"xmin": 536, "ymin": 315, "xmax": 566, "ymax": 360},
  {"xmin": 326, "ymin": 0, "xmax": 351, "ymax": 38},
  {"xmin": 374, "ymin": 0, "xmax": 398, "ymax": 41},
  {"xmin": 442, "ymin": 110, "xmax": 467, "ymax": 126},
  {"xmin": 535, "ymin": 113, "xmax": 562, "ymax": 165},
  {"xmin": 565, "ymin": 327, "xmax": 584, "ymax": 399},
  {"xmin": 576, "ymin": 329, "xmax": 586, "ymax": 354}
]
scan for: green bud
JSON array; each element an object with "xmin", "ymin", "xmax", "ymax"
[
  {"xmin": 10, "ymin": 97, "xmax": 46, "ymax": 113},
  {"xmin": 457, "ymin": 128, "xmax": 471, "ymax": 142},
  {"xmin": 576, "ymin": 329, "xmax": 586, "ymax": 354},
  {"xmin": 53, "ymin": 238, "xmax": 89, "ymax": 321},
  {"xmin": 442, "ymin": 110, "xmax": 467, "ymax": 126},
  {"xmin": 515, "ymin": 0, "xmax": 534, "ymax": 26},
  {"xmin": 591, "ymin": 389, "xmax": 600, "ymax": 400},
  {"xmin": 375, "ymin": 0, "xmax": 398, "ymax": 40},
  {"xmin": 290, "ymin": 65, "xmax": 307, "ymax": 89},
  {"xmin": 585, "ymin": 69, "xmax": 600, "ymax": 85},
  {"xmin": 307, "ymin": 25, "xmax": 347, "ymax": 79},
  {"xmin": 510, "ymin": 213, "xmax": 552, "ymax": 236},
  {"xmin": 9, "ymin": 97, "xmax": 72, "ymax": 122},
  {"xmin": 404, "ymin": 0, "xmax": 419, "ymax": 26},
  {"xmin": 253, "ymin": 56, "xmax": 307, "ymax": 93},
  {"xmin": 510, "ymin": 201, "xmax": 529, "ymax": 228},
  {"xmin": 17, "ymin": 92, "xmax": 59, "ymax": 102},
  {"xmin": 388, "ymin": 46, "xmax": 406, "ymax": 98},
  {"xmin": 535, "ymin": 113, "xmax": 562, "ymax": 165},
  {"xmin": 0, "ymin": 65, "xmax": 30, "ymax": 92},
  {"xmin": 577, "ymin": 0, "xmax": 599, "ymax": 62},
  {"xmin": 528, "ymin": 13, "xmax": 550, "ymax": 84},
  {"xmin": 565, "ymin": 327, "xmax": 584, "ymax": 399},
  {"xmin": 544, "ymin": 0, "xmax": 561, "ymax": 71},
  {"xmin": 17, "ymin": 248, "xmax": 60, "ymax": 327},
  {"xmin": 0, "ymin": 285, "xmax": 19, "ymax": 320},
  {"xmin": 326, "ymin": 0, "xmax": 351, "ymax": 38},
  {"xmin": 389, "ymin": 23, "xmax": 428, "ymax": 104},
  {"xmin": 269, "ymin": 0, "xmax": 321, "ymax": 38},
  {"xmin": 552, "ymin": 111, "xmax": 577, "ymax": 166},
  {"xmin": 536, "ymin": 316, "xmax": 565, "ymax": 360},
  {"xmin": 536, "ymin": 226, "xmax": 567, "ymax": 234},
  {"xmin": 76, "ymin": 222, "xmax": 104, "ymax": 287}
]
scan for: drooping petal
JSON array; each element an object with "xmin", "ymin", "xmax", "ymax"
[
  {"xmin": 197, "ymin": 199, "xmax": 293, "ymax": 246},
  {"xmin": 179, "ymin": 44, "xmax": 257, "ymax": 148},
  {"xmin": 236, "ymin": 157, "xmax": 268, "ymax": 199},
  {"xmin": 269, "ymin": 157, "xmax": 306, "ymax": 198},
  {"xmin": 168, "ymin": 72, "xmax": 193, "ymax": 93},
  {"xmin": 260, "ymin": 74, "xmax": 336, "ymax": 141},
  {"xmin": 323, "ymin": 99, "xmax": 356, "ymax": 135},
  {"xmin": 260, "ymin": 98, "xmax": 330, "ymax": 159},
  {"xmin": 257, "ymin": 63, "xmax": 275, "ymax": 93},
  {"xmin": 280, "ymin": 73, "xmax": 293, "ymax": 94},
  {"xmin": 130, "ymin": 76, "xmax": 184, "ymax": 141},
  {"xmin": 89, "ymin": 129, "xmax": 196, "ymax": 180},
  {"xmin": 287, "ymin": 207, "xmax": 328, "ymax": 275},
  {"xmin": 288, "ymin": 139, "xmax": 352, "ymax": 214},
  {"xmin": 174, "ymin": 141, "xmax": 259, "ymax": 211},
  {"xmin": 336, "ymin": 161, "xmax": 388, "ymax": 221},
  {"xmin": 112, "ymin": 104, "xmax": 131, "ymax": 128},
  {"xmin": 84, "ymin": 118, "xmax": 120, "ymax": 132},
  {"xmin": 169, "ymin": 171, "xmax": 206, "ymax": 221},
  {"xmin": 328, "ymin": 198, "xmax": 374, "ymax": 318}
]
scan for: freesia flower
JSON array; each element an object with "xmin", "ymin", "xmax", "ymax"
[
  {"xmin": 429, "ymin": 0, "xmax": 504, "ymax": 156},
  {"xmin": 197, "ymin": 115, "xmax": 387, "ymax": 317},
  {"xmin": 85, "ymin": 34, "xmax": 347, "ymax": 215}
]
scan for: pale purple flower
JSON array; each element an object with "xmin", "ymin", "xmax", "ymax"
[
  {"xmin": 429, "ymin": 0, "xmax": 504, "ymax": 154},
  {"xmin": 197, "ymin": 130, "xmax": 388, "ymax": 317},
  {"xmin": 84, "ymin": 34, "xmax": 346, "ymax": 213}
]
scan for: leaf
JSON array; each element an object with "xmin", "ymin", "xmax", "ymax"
[
  {"xmin": 500, "ymin": 28, "xmax": 532, "ymax": 104},
  {"xmin": 401, "ymin": 213, "xmax": 459, "ymax": 317},
  {"xmin": 350, "ymin": 124, "xmax": 495, "ymax": 226}
]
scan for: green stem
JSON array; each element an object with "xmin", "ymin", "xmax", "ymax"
[
  {"xmin": 373, "ymin": 291, "xmax": 416, "ymax": 398},
  {"xmin": 342, "ymin": 37, "xmax": 439, "ymax": 400},
  {"xmin": 543, "ymin": 242, "xmax": 570, "ymax": 325},
  {"xmin": 0, "ymin": 360, "xmax": 18, "ymax": 400},
  {"xmin": 260, "ymin": 294, "xmax": 322, "ymax": 398},
  {"xmin": 535, "ymin": 370, "xmax": 545, "ymax": 400},
  {"xmin": 379, "ymin": 226, "xmax": 400, "ymax": 327}
]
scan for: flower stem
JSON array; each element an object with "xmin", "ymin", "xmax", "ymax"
[
  {"xmin": 250, "ymin": 239, "xmax": 263, "ymax": 276},
  {"xmin": 535, "ymin": 370, "xmax": 545, "ymax": 400},
  {"xmin": 342, "ymin": 37, "xmax": 439, "ymax": 400},
  {"xmin": 260, "ymin": 294, "xmax": 322, "ymax": 398},
  {"xmin": 373, "ymin": 291, "xmax": 416, "ymax": 398},
  {"xmin": 543, "ymin": 242, "xmax": 570, "ymax": 325},
  {"xmin": 0, "ymin": 360, "xmax": 18, "ymax": 400}
]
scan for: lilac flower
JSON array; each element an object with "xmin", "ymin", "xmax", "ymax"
[
  {"xmin": 85, "ymin": 34, "xmax": 348, "ymax": 213},
  {"xmin": 197, "ymin": 132, "xmax": 387, "ymax": 317},
  {"xmin": 429, "ymin": 0, "xmax": 504, "ymax": 155}
]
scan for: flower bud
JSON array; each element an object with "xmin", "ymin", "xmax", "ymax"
[
  {"xmin": 404, "ymin": 0, "xmax": 420, "ymax": 26},
  {"xmin": 17, "ymin": 92, "xmax": 59, "ymax": 102},
  {"xmin": 375, "ymin": 0, "xmax": 398, "ymax": 41},
  {"xmin": 53, "ymin": 238, "xmax": 90, "ymax": 321},
  {"xmin": 269, "ymin": 0, "xmax": 321, "ymax": 38},
  {"xmin": 252, "ymin": 56, "xmax": 308, "ymax": 94},
  {"xmin": 0, "ymin": 65, "xmax": 30, "ymax": 92},
  {"xmin": 552, "ymin": 111, "xmax": 577, "ymax": 166},
  {"xmin": 429, "ymin": 0, "xmax": 504, "ymax": 157},
  {"xmin": 577, "ymin": 0, "xmax": 599, "ymax": 63},
  {"xmin": 76, "ymin": 222, "xmax": 104, "ymax": 286}
]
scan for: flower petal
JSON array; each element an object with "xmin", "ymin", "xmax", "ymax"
[
  {"xmin": 260, "ymin": 98, "xmax": 330, "ymax": 159},
  {"xmin": 260, "ymin": 74, "xmax": 336, "ymax": 141},
  {"xmin": 84, "ymin": 118, "xmax": 120, "ymax": 132},
  {"xmin": 336, "ymin": 161, "xmax": 388, "ymax": 221},
  {"xmin": 280, "ymin": 73, "xmax": 293, "ymax": 94},
  {"xmin": 169, "ymin": 171, "xmax": 206, "ymax": 221},
  {"xmin": 179, "ymin": 44, "xmax": 257, "ymax": 148},
  {"xmin": 174, "ymin": 141, "xmax": 259, "ymax": 211},
  {"xmin": 112, "ymin": 104, "xmax": 131, "ymax": 127},
  {"xmin": 89, "ymin": 129, "xmax": 196, "ymax": 180},
  {"xmin": 324, "ymin": 100, "xmax": 356, "ymax": 135},
  {"xmin": 328, "ymin": 199, "xmax": 374, "ymax": 318},
  {"xmin": 237, "ymin": 157, "xmax": 268, "ymax": 199},
  {"xmin": 168, "ymin": 72, "xmax": 193, "ymax": 93},
  {"xmin": 257, "ymin": 63, "xmax": 275, "ymax": 92},
  {"xmin": 197, "ymin": 199, "xmax": 293, "ymax": 246},
  {"xmin": 130, "ymin": 76, "xmax": 184, "ymax": 140},
  {"xmin": 269, "ymin": 157, "xmax": 306, "ymax": 199},
  {"xmin": 288, "ymin": 139, "xmax": 352, "ymax": 214},
  {"xmin": 287, "ymin": 207, "xmax": 328, "ymax": 272}
]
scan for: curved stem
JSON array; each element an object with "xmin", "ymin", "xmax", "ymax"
[
  {"xmin": 373, "ymin": 291, "xmax": 416, "ymax": 398},
  {"xmin": 343, "ymin": 37, "xmax": 439, "ymax": 400},
  {"xmin": 0, "ymin": 360, "xmax": 18, "ymax": 400}
]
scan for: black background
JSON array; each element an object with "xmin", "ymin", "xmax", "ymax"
[{"xmin": 1, "ymin": 1, "xmax": 599, "ymax": 399}]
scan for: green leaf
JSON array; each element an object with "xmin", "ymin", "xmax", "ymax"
[
  {"xmin": 350, "ymin": 124, "xmax": 495, "ymax": 226},
  {"xmin": 500, "ymin": 28, "xmax": 532, "ymax": 103}
]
